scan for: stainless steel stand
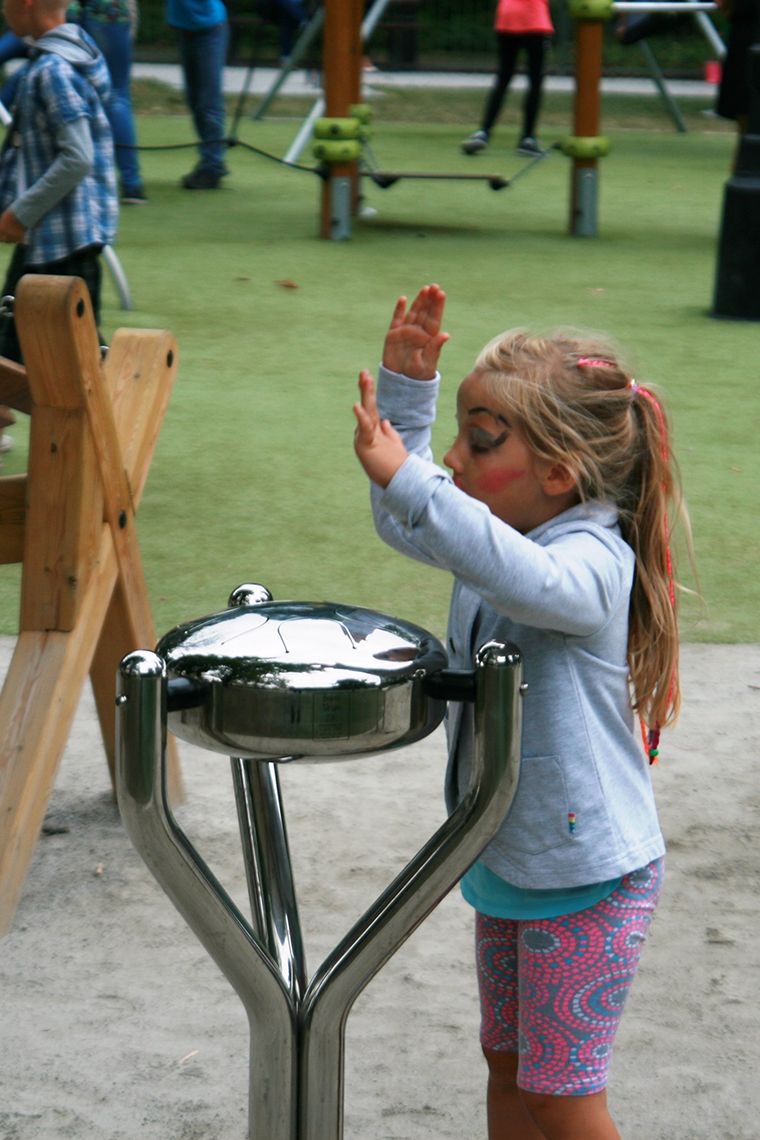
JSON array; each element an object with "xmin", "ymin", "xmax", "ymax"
[{"xmin": 115, "ymin": 596, "xmax": 522, "ymax": 1140}]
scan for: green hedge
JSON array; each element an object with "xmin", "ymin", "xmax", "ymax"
[{"xmin": 134, "ymin": 0, "xmax": 728, "ymax": 76}]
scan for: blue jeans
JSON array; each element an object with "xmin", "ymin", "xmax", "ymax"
[
  {"xmin": 177, "ymin": 19, "xmax": 228, "ymax": 175},
  {"xmin": 79, "ymin": 17, "xmax": 143, "ymax": 193},
  {"xmin": 275, "ymin": 0, "xmax": 307, "ymax": 58}
]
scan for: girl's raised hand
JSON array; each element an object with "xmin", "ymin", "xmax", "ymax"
[
  {"xmin": 382, "ymin": 283, "xmax": 450, "ymax": 380},
  {"xmin": 353, "ymin": 370, "xmax": 408, "ymax": 488}
]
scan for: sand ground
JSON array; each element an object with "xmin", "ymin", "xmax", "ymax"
[{"xmin": 1, "ymin": 638, "xmax": 758, "ymax": 1139}]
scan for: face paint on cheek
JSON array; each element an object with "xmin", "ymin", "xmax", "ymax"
[{"xmin": 476, "ymin": 467, "xmax": 527, "ymax": 495}]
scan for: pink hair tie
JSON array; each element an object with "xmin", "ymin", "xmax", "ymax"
[{"xmin": 577, "ymin": 357, "xmax": 614, "ymax": 369}]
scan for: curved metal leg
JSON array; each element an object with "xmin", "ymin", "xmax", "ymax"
[
  {"xmin": 115, "ymin": 651, "xmax": 298, "ymax": 1140},
  {"xmin": 297, "ymin": 641, "xmax": 523, "ymax": 1140},
  {"xmin": 102, "ymin": 244, "xmax": 133, "ymax": 311}
]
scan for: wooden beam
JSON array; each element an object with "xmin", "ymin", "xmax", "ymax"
[
  {"xmin": 0, "ymin": 474, "xmax": 25, "ymax": 566},
  {"xmin": 88, "ymin": 324, "xmax": 183, "ymax": 802},
  {"xmin": 570, "ymin": 18, "xmax": 604, "ymax": 235},
  {"xmin": 20, "ymin": 402, "xmax": 103, "ymax": 631},
  {"xmin": 0, "ymin": 523, "xmax": 119, "ymax": 935},
  {"xmin": 321, "ymin": 0, "xmax": 363, "ymax": 237},
  {"xmin": 0, "ymin": 358, "xmax": 32, "ymax": 415},
  {"xmin": 0, "ymin": 276, "xmax": 182, "ymax": 935}
]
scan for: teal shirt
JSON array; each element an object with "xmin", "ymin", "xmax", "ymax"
[{"xmin": 461, "ymin": 859, "xmax": 622, "ymax": 920}]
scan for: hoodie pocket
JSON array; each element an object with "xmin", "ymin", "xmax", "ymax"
[{"xmin": 507, "ymin": 755, "xmax": 573, "ymax": 855}]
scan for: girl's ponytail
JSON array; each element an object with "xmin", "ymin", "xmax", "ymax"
[
  {"xmin": 475, "ymin": 331, "xmax": 691, "ymax": 761},
  {"xmin": 623, "ymin": 383, "xmax": 682, "ymax": 759}
]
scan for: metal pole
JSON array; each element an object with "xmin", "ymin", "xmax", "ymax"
[
  {"xmin": 101, "ymin": 244, "xmax": 133, "ymax": 311},
  {"xmin": 694, "ymin": 9, "xmax": 726, "ymax": 57},
  {"xmin": 115, "ymin": 652, "xmax": 298, "ymax": 1140},
  {"xmin": 639, "ymin": 39, "xmax": 687, "ymax": 132},
  {"xmin": 361, "ymin": 0, "xmax": 393, "ymax": 40},
  {"xmin": 613, "ymin": 2, "xmax": 716, "ymax": 10},
  {"xmin": 252, "ymin": 6, "xmax": 326, "ymax": 122},
  {"xmin": 230, "ymin": 756, "xmax": 308, "ymax": 1004},
  {"xmin": 297, "ymin": 641, "xmax": 523, "ymax": 1140},
  {"xmin": 283, "ymin": 96, "xmax": 326, "ymax": 166}
]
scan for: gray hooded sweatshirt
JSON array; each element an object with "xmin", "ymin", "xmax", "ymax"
[{"xmin": 371, "ymin": 365, "xmax": 666, "ymax": 890}]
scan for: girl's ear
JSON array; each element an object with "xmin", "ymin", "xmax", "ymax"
[{"xmin": 540, "ymin": 461, "xmax": 577, "ymax": 498}]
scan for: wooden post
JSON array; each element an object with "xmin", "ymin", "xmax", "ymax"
[
  {"xmin": 321, "ymin": 0, "xmax": 363, "ymax": 238},
  {"xmin": 570, "ymin": 17, "xmax": 605, "ymax": 235},
  {"xmin": 0, "ymin": 275, "xmax": 181, "ymax": 936}
]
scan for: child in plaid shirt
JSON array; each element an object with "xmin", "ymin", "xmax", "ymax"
[{"xmin": 0, "ymin": 0, "xmax": 118, "ymax": 362}]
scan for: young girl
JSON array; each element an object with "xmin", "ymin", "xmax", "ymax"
[{"xmin": 352, "ymin": 284, "xmax": 685, "ymax": 1140}]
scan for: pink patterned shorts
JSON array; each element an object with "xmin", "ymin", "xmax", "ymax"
[{"xmin": 475, "ymin": 859, "xmax": 664, "ymax": 1096}]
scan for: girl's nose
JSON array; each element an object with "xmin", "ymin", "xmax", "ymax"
[{"xmin": 443, "ymin": 440, "xmax": 461, "ymax": 472}]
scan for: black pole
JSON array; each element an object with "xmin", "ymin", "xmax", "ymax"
[{"xmin": 712, "ymin": 36, "xmax": 760, "ymax": 319}]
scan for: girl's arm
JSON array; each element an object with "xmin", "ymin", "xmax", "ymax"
[
  {"xmin": 381, "ymin": 462, "xmax": 633, "ymax": 636},
  {"xmin": 353, "ymin": 283, "xmax": 450, "ymax": 486},
  {"xmin": 354, "ymin": 284, "xmax": 451, "ymax": 568},
  {"xmin": 356, "ymin": 368, "xmax": 451, "ymax": 570}
]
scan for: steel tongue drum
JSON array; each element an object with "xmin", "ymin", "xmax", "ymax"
[{"xmin": 157, "ymin": 589, "xmax": 449, "ymax": 762}]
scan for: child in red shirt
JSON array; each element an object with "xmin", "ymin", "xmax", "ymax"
[{"xmin": 461, "ymin": 0, "xmax": 554, "ymax": 157}]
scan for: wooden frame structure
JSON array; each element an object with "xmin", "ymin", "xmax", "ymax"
[
  {"xmin": 570, "ymin": 10, "xmax": 606, "ymax": 236},
  {"xmin": 0, "ymin": 275, "xmax": 181, "ymax": 936},
  {"xmin": 320, "ymin": 0, "xmax": 363, "ymax": 238},
  {"xmin": 570, "ymin": 0, "xmax": 720, "ymax": 235}
]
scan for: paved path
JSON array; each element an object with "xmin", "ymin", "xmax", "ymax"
[{"xmin": 132, "ymin": 61, "xmax": 718, "ymax": 100}]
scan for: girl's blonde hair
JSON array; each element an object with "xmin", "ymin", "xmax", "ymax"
[{"xmin": 475, "ymin": 329, "xmax": 688, "ymax": 734}]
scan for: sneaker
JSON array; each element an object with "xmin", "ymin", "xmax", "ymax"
[
  {"xmin": 461, "ymin": 130, "xmax": 489, "ymax": 155},
  {"xmin": 0, "ymin": 433, "xmax": 13, "ymax": 453},
  {"xmin": 121, "ymin": 185, "xmax": 148, "ymax": 205},
  {"xmin": 181, "ymin": 167, "xmax": 224, "ymax": 190},
  {"xmin": 517, "ymin": 136, "xmax": 544, "ymax": 157}
]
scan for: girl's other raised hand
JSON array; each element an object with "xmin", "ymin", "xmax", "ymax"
[
  {"xmin": 353, "ymin": 370, "xmax": 408, "ymax": 488},
  {"xmin": 382, "ymin": 283, "xmax": 450, "ymax": 380}
]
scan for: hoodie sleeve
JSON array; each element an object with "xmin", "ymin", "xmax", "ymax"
[{"xmin": 12, "ymin": 117, "xmax": 92, "ymax": 229}]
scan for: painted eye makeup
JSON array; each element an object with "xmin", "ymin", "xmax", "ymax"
[
  {"xmin": 452, "ymin": 400, "xmax": 511, "ymax": 455},
  {"xmin": 468, "ymin": 425, "xmax": 509, "ymax": 454}
]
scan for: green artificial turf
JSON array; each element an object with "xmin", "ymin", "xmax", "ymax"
[{"xmin": 1, "ymin": 88, "xmax": 756, "ymax": 644}]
